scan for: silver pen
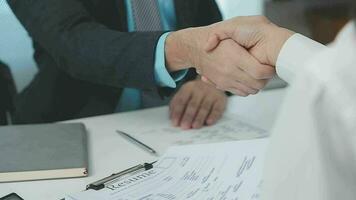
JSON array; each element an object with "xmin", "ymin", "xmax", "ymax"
[{"xmin": 116, "ymin": 130, "xmax": 157, "ymax": 155}]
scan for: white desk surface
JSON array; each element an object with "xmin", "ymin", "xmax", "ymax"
[{"xmin": 0, "ymin": 88, "xmax": 286, "ymax": 200}]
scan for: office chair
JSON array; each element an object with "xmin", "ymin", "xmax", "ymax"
[{"xmin": 0, "ymin": 61, "xmax": 16, "ymax": 125}]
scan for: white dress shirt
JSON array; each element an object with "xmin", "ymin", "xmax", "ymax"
[{"xmin": 263, "ymin": 21, "xmax": 356, "ymax": 200}]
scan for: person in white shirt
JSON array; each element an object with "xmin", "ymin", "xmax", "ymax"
[{"xmin": 201, "ymin": 7, "xmax": 356, "ymax": 200}]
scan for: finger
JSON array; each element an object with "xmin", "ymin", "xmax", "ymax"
[
  {"xmin": 201, "ymin": 76, "xmax": 216, "ymax": 87},
  {"xmin": 239, "ymin": 76, "xmax": 269, "ymax": 91},
  {"xmin": 200, "ymin": 66, "xmax": 232, "ymax": 92},
  {"xmin": 233, "ymin": 81, "xmax": 259, "ymax": 95},
  {"xmin": 180, "ymin": 93, "xmax": 204, "ymax": 130},
  {"xmin": 229, "ymin": 67, "xmax": 269, "ymax": 91},
  {"xmin": 202, "ymin": 76, "xmax": 229, "ymax": 94},
  {"xmin": 235, "ymin": 47, "xmax": 276, "ymax": 79},
  {"xmin": 192, "ymin": 98, "xmax": 214, "ymax": 129},
  {"xmin": 169, "ymin": 91, "xmax": 192, "ymax": 127},
  {"xmin": 206, "ymin": 100, "xmax": 226, "ymax": 126},
  {"xmin": 227, "ymin": 88, "xmax": 249, "ymax": 97}
]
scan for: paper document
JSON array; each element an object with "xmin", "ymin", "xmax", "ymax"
[
  {"xmin": 66, "ymin": 138, "xmax": 268, "ymax": 200},
  {"xmin": 122, "ymin": 114, "xmax": 268, "ymax": 152}
]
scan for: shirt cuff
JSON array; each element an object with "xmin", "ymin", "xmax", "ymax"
[
  {"xmin": 276, "ymin": 34, "xmax": 326, "ymax": 83},
  {"xmin": 154, "ymin": 32, "xmax": 188, "ymax": 88}
]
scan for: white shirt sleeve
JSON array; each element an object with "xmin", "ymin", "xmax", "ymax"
[
  {"xmin": 263, "ymin": 22, "xmax": 356, "ymax": 200},
  {"xmin": 276, "ymin": 34, "xmax": 326, "ymax": 83},
  {"xmin": 264, "ymin": 48, "xmax": 356, "ymax": 200}
]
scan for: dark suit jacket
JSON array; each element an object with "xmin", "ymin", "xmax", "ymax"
[
  {"xmin": 7, "ymin": 0, "xmax": 222, "ymax": 124},
  {"xmin": 0, "ymin": 60, "xmax": 16, "ymax": 125}
]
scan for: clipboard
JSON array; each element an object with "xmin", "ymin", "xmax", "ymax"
[
  {"xmin": 59, "ymin": 161, "xmax": 156, "ymax": 200},
  {"xmin": 2, "ymin": 162, "xmax": 156, "ymax": 200},
  {"xmin": 66, "ymin": 138, "xmax": 269, "ymax": 200},
  {"xmin": 86, "ymin": 161, "xmax": 156, "ymax": 191}
]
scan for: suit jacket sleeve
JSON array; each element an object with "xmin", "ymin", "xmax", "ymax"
[{"xmin": 7, "ymin": 0, "xmax": 165, "ymax": 90}]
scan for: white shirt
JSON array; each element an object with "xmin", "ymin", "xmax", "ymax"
[{"xmin": 263, "ymin": 22, "xmax": 356, "ymax": 200}]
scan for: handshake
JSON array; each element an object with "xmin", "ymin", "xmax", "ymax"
[{"xmin": 165, "ymin": 16, "xmax": 294, "ymax": 96}]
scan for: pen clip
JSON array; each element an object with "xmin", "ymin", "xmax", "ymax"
[{"xmin": 86, "ymin": 161, "xmax": 156, "ymax": 191}]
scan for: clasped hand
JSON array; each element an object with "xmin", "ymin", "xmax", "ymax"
[{"xmin": 166, "ymin": 16, "xmax": 294, "ymax": 96}]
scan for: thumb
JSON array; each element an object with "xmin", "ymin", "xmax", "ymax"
[
  {"xmin": 205, "ymin": 25, "xmax": 263, "ymax": 52},
  {"xmin": 205, "ymin": 34, "xmax": 221, "ymax": 52},
  {"xmin": 205, "ymin": 28, "xmax": 233, "ymax": 52}
]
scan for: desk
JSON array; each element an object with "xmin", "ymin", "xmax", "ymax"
[{"xmin": 0, "ymin": 88, "xmax": 286, "ymax": 200}]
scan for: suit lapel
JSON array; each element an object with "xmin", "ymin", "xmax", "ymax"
[
  {"xmin": 116, "ymin": 0, "xmax": 128, "ymax": 31},
  {"xmin": 174, "ymin": 0, "xmax": 197, "ymax": 29}
]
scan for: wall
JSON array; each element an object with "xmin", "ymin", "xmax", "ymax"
[
  {"xmin": 0, "ymin": 1, "xmax": 37, "ymax": 92},
  {"xmin": 216, "ymin": 0, "xmax": 264, "ymax": 19}
]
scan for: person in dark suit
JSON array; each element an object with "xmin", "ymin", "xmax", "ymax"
[
  {"xmin": 7, "ymin": 0, "xmax": 274, "ymax": 129},
  {"xmin": 6, "ymin": 0, "xmax": 223, "ymax": 129}
]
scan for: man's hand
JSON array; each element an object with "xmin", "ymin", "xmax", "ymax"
[
  {"xmin": 169, "ymin": 79, "xmax": 227, "ymax": 130},
  {"xmin": 164, "ymin": 25, "xmax": 275, "ymax": 96},
  {"xmin": 193, "ymin": 38, "xmax": 272, "ymax": 96},
  {"xmin": 206, "ymin": 16, "xmax": 295, "ymax": 66}
]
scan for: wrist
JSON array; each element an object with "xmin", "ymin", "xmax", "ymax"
[
  {"xmin": 165, "ymin": 27, "xmax": 209, "ymax": 72},
  {"xmin": 165, "ymin": 31, "xmax": 191, "ymax": 72},
  {"xmin": 268, "ymin": 26, "xmax": 295, "ymax": 66}
]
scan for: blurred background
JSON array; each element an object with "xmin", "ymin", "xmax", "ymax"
[{"xmin": 0, "ymin": 0, "xmax": 353, "ymax": 92}]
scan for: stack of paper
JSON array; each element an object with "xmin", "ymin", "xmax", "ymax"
[{"xmin": 66, "ymin": 138, "xmax": 268, "ymax": 200}]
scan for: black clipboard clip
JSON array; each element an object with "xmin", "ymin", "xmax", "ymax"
[{"xmin": 86, "ymin": 161, "xmax": 156, "ymax": 191}]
